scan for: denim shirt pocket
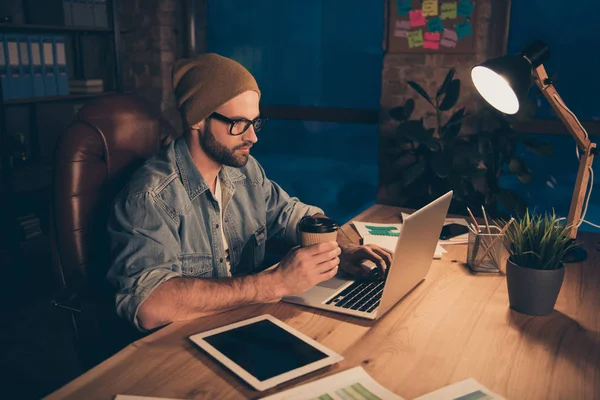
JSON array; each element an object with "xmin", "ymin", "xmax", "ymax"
[
  {"xmin": 253, "ymin": 225, "xmax": 267, "ymax": 268},
  {"xmin": 179, "ymin": 253, "xmax": 213, "ymax": 277}
]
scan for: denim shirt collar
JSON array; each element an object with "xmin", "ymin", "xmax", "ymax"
[{"xmin": 174, "ymin": 137, "xmax": 246, "ymax": 201}]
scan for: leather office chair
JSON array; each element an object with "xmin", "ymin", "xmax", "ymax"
[{"xmin": 50, "ymin": 93, "xmax": 179, "ymax": 370}]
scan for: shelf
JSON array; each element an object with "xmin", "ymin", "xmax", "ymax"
[
  {"xmin": 0, "ymin": 23, "xmax": 113, "ymax": 34},
  {"xmin": 11, "ymin": 163, "xmax": 53, "ymax": 193},
  {"xmin": 3, "ymin": 91, "xmax": 117, "ymax": 106}
]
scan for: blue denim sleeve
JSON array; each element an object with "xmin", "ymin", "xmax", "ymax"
[
  {"xmin": 106, "ymin": 191, "xmax": 182, "ymax": 331},
  {"xmin": 257, "ymin": 163, "xmax": 324, "ymax": 245}
]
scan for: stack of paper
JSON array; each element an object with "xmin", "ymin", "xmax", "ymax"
[{"xmin": 352, "ymin": 220, "xmax": 447, "ymax": 259}]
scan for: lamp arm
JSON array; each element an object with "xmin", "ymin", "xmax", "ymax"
[{"xmin": 533, "ymin": 64, "xmax": 597, "ymax": 238}]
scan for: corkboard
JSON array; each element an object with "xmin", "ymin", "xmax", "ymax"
[{"xmin": 387, "ymin": 0, "xmax": 478, "ymax": 54}]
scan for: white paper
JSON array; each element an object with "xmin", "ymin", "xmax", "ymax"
[
  {"xmin": 413, "ymin": 378, "xmax": 506, "ymax": 400},
  {"xmin": 259, "ymin": 366, "xmax": 406, "ymax": 400},
  {"xmin": 352, "ymin": 220, "xmax": 447, "ymax": 259}
]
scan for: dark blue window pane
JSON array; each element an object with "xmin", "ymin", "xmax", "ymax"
[
  {"xmin": 206, "ymin": 0, "xmax": 384, "ymax": 108},
  {"xmin": 252, "ymin": 120, "xmax": 379, "ymax": 225},
  {"xmin": 507, "ymin": 2, "xmax": 600, "ymax": 120}
]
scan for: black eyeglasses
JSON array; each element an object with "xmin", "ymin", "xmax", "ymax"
[{"xmin": 208, "ymin": 112, "xmax": 268, "ymax": 136}]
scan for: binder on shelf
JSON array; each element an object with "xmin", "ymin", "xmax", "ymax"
[
  {"xmin": 94, "ymin": 0, "xmax": 108, "ymax": 28},
  {"xmin": 71, "ymin": 0, "xmax": 86, "ymax": 27},
  {"xmin": 41, "ymin": 36, "xmax": 58, "ymax": 97},
  {"xmin": 64, "ymin": 0, "xmax": 73, "ymax": 26},
  {"xmin": 28, "ymin": 35, "xmax": 45, "ymax": 97},
  {"xmin": 5, "ymin": 35, "xmax": 23, "ymax": 99},
  {"xmin": 0, "ymin": 34, "xmax": 11, "ymax": 101},
  {"xmin": 54, "ymin": 36, "xmax": 69, "ymax": 95},
  {"xmin": 17, "ymin": 35, "xmax": 34, "ymax": 99}
]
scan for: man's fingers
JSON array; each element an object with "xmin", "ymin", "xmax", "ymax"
[
  {"xmin": 303, "ymin": 241, "xmax": 339, "ymax": 255},
  {"xmin": 362, "ymin": 248, "xmax": 387, "ymax": 274},
  {"xmin": 370, "ymin": 246, "xmax": 393, "ymax": 269},
  {"xmin": 313, "ymin": 246, "xmax": 342, "ymax": 265},
  {"xmin": 317, "ymin": 257, "xmax": 340, "ymax": 274}
]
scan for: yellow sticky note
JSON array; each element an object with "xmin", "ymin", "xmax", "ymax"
[
  {"xmin": 423, "ymin": 0, "xmax": 439, "ymax": 17},
  {"xmin": 407, "ymin": 29, "xmax": 424, "ymax": 48},
  {"xmin": 440, "ymin": 2, "xmax": 458, "ymax": 20}
]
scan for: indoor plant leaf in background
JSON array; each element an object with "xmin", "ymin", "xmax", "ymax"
[
  {"xmin": 496, "ymin": 188, "xmax": 527, "ymax": 216},
  {"xmin": 431, "ymin": 152, "xmax": 452, "ymax": 178},
  {"xmin": 442, "ymin": 107, "xmax": 467, "ymax": 144},
  {"xmin": 517, "ymin": 168, "xmax": 534, "ymax": 184},
  {"xmin": 522, "ymin": 138, "xmax": 554, "ymax": 157},
  {"xmin": 508, "ymin": 157, "xmax": 526, "ymax": 174},
  {"xmin": 408, "ymin": 81, "xmax": 433, "ymax": 106},
  {"xmin": 436, "ymin": 67, "xmax": 456, "ymax": 99},
  {"xmin": 439, "ymin": 79, "xmax": 461, "ymax": 111},
  {"xmin": 402, "ymin": 160, "xmax": 426, "ymax": 187}
]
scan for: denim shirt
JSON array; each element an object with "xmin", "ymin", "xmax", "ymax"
[{"xmin": 107, "ymin": 137, "xmax": 323, "ymax": 330}]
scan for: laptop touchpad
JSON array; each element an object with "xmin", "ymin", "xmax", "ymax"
[{"xmin": 317, "ymin": 276, "xmax": 349, "ymax": 290}]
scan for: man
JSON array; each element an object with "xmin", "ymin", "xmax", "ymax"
[{"xmin": 107, "ymin": 54, "xmax": 392, "ymax": 332}]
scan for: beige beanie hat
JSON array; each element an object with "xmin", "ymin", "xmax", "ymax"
[{"xmin": 172, "ymin": 53, "xmax": 261, "ymax": 128}]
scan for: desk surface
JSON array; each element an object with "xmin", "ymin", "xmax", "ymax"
[{"xmin": 45, "ymin": 205, "xmax": 600, "ymax": 400}]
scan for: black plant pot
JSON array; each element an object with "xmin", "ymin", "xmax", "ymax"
[{"xmin": 506, "ymin": 257, "xmax": 565, "ymax": 316}]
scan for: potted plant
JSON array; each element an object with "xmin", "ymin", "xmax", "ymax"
[{"xmin": 502, "ymin": 210, "xmax": 577, "ymax": 316}]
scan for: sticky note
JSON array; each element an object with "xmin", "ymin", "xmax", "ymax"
[
  {"xmin": 455, "ymin": 20, "xmax": 473, "ymax": 39},
  {"xmin": 424, "ymin": 32, "xmax": 441, "ymax": 41},
  {"xmin": 424, "ymin": 40, "xmax": 440, "ymax": 50},
  {"xmin": 407, "ymin": 29, "xmax": 424, "ymax": 48},
  {"xmin": 440, "ymin": 2, "xmax": 457, "ymax": 20},
  {"xmin": 441, "ymin": 29, "xmax": 458, "ymax": 47},
  {"xmin": 457, "ymin": 0, "xmax": 474, "ymax": 18},
  {"xmin": 397, "ymin": 0, "xmax": 412, "ymax": 16},
  {"xmin": 422, "ymin": 0, "xmax": 438, "ymax": 16},
  {"xmin": 409, "ymin": 9, "xmax": 426, "ymax": 27},
  {"xmin": 394, "ymin": 20, "xmax": 411, "ymax": 37},
  {"xmin": 427, "ymin": 17, "xmax": 444, "ymax": 33},
  {"xmin": 442, "ymin": 28, "xmax": 458, "ymax": 42}
]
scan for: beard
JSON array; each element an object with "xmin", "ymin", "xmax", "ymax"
[{"xmin": 199, "ymin": 121, "xmax": 252, "ymax": 168}]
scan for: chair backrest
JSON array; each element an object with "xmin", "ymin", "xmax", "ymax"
[{"xmin": 51, "ymin": 93, "xmax": 179, "ymax": 365}]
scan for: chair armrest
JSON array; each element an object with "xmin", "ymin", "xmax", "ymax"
[{"xmin": 50, "ymin": 287, "xmax": 82, "ymax": 313}]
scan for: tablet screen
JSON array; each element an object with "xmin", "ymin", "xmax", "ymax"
[{"xmin": 203, "ymin": 318, "xmax": 329, "ymax": 381}]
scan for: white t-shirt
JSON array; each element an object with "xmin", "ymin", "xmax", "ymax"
[{"xmin": 214, "ymin": 177, "xmax": 232, "ymax": 276}]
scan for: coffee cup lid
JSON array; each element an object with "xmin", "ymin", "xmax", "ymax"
[{"xmin": 298, "ymin": 216, "xmax": 339, "ymax": 233}]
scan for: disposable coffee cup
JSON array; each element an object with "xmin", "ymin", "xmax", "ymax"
[{"xmin": 298, "ymin": 216, "xmax": 339, "ymax": 247}]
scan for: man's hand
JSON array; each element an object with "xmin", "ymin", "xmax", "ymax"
[
  {"xmin": 338, "ymin": 244, "xmax": 393, "ymax": 278},
  {"xmin": 274, "ymin": 241, "xmax": 341, "ymax": 296}
]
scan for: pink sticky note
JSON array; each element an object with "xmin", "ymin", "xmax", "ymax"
[
  {"xmin": 409, "ymin": 9, "xmax": 426, "ymax": 27},
  {"xmin": 442, "ymin": 28, "xmax": 458, "ymax": 42},
  {"xmin": 424, "ymin": 40, "xmax": 440, "ymax": 50},
  {"xmin": 424, "ymin": 32, "xmax": 441, "ymax": 41},
  {"xmin": 395, "ymin": 29, "xmax": 408, "ymax": 37},
  {"xmin": 396, "ymin": 20, "xmax": 411, "ymax": 30},
  {"xmin": 440, "ymin": 38, "xmax": 457, "ymax": 48}
]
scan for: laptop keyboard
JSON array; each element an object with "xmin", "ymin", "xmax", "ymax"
[{"xmin": 324, "ymin": 279, "xmax": 385, "ymax": 313}]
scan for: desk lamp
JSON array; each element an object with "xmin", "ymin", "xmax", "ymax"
[{"xmin": 471, "ymin": 40, "xmax": 597, "ymax": 262}]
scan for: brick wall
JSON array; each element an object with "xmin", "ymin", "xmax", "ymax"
[
  {"xmin": 119, "ymin": 0, "xmax": 185, "ymax": 131},
  {"xmin": 378, "ymin": 0, "xmax": 499, "ymax": 206}
]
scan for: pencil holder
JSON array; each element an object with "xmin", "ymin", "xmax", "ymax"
[{"xmin": 466, "ymin": 226, "xmax": 505, "ymax": 273}]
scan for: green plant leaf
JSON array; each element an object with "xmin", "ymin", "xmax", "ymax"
[
  {"xmin": 522, "ymin": 139, "xmax": 554, "ymax": 156},
  {"xmin": 442, "ymin": 108, "xmax": 466, "ymax": 142},
  {"xmin": 496, "ymin": 189, "xmax": 527, "ymax": 216},
  {"xmin": 407, "ymin": 81, "xmax": 433, "ymax": 106},
  {"xmin": 403, "ymin": 98, "xmax": 415, "ymax": 120},
  {"xmin": 397, "ymin": 119, "xmax": 428, "ymax": 143},
  {"xmin": 508, "ymin": 157, "xmax": 526, "ymax": 174},
  {"xmin": 517, "ymin": 168, "xmax": 534, "ymax": 184},
  {"xmin": 402, "ymin": 160, "xmax": 426, "ymax": 187},
  {"xmin": 436, "ymin": 67, "xmax": 456, "ymax": 99},
  {"xmin": 431, "ymin": 153, "xmax": 451, "ymax": 178},
  {"xmin": 439, "ymin": 79, "xmax": 460, "ymax": 111},
  {"xmin": 389, "ymin": 107, "xmax": 406, "ymax": 121}
]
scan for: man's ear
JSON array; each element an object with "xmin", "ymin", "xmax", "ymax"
[{"xmin": 190, "ymin": 120, "xmax": 205, "ymax": 131}]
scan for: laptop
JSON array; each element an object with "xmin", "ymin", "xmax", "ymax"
[{"xmin": 282, "ymin": 191, "xmax": 453, "ymax": 320}]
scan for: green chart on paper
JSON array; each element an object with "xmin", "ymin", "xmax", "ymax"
[{"xmin": 365, "ymin": 226, "xmax": 400, "ymax": 236}]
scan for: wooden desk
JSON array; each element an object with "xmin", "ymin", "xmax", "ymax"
[{"xmin": 45, "ymin": 205, "xmax": 600, "ymax": 400}]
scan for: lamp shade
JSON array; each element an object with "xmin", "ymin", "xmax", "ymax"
[{"xmin": 471, "ymin": 40, "xmax": 550, "ymax": 115}]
